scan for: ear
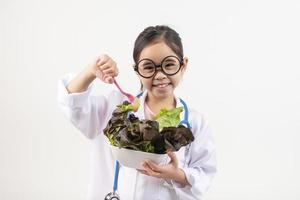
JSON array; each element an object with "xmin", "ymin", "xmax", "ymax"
[
  {"xmin": 181, "ymin": 57, "xmax": 188, "ymax": 73},
  {"xmin": 132, "ymin": 63, "xmax": 138, "ymax": 75}
]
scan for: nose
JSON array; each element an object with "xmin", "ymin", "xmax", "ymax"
[{"xmin": 153, "ymin": 68, "xmax": 167, "ymax": 80}]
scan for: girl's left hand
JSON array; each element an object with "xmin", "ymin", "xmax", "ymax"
[{"xmin": 139, "ymin": 151, "xmax": 189, "ymax": 186}]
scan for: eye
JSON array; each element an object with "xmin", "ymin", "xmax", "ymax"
[
  {"xmin": 165, "ymin": 63, "xmax": 176, "ymax": 67},
  {"xmin": 141, "ymin": 62, "xmax": 155, "ymax": 70},
  {"xmin": 164, "ymin": 61, "xmax": 177, "ymax": 68},
  {"xmin": 143, "ymin": 65, "xmax": 154, "ymax": 70}
]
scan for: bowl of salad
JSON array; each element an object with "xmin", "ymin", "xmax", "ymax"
[{"xmin": 104, "ymin": 101, "xmax": 194, "ymax": 169}]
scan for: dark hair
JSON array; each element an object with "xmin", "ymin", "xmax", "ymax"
[{"xmin": 133, "ymin": 25, "xmax": 184, "ymax": 63}]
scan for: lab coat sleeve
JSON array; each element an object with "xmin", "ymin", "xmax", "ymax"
[
  {"xmin": 164, "ymin": 112, "xmax": 217, "ymax": 199},
  {"xmin": 57, "ymin": 73, "xmax": 124, "ymax": 139}
]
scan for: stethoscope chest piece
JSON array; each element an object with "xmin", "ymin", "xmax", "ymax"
[{"xmin": 104, "ymin": 191, "xmax": 120, "ymax": 200}]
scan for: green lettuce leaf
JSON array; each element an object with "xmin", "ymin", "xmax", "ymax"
[
  {"xmin": 155, "ymin": 107, "xmax": 183, "ymax": 131},
  {"xmin": 117, "ymin": 102, "xmax": 134, "ymax": 112},
  {"xmin": 117, "ymin": 98, "xmax": 140, "ymax": 112}
]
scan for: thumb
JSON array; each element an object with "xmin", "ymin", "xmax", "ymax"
[
  {"xmin": 95, "ymin": 69, "xmax": 104, "ymax": 79},
  {"xmin": 167, "ymin": 151, "xmax": 178, "ymax": 166},
  {"xmin": 104, "ymin": 75, "xmax": 114, "ymax": 84}
]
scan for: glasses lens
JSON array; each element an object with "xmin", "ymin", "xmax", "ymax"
[
  {"xmin": 162, "ymin": 57, "xmax": 181, "ymax": 75},
  {"xmin": 137, "ymin": 60, "xmax": 156, "ymax": 78}
]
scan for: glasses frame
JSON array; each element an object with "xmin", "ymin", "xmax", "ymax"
[{"xmin": 134, "ymin": 55, "xmax": 184, "ymax": 79}]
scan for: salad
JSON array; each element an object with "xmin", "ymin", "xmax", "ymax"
[{"xmin": 103, "ymin": 101, "xmax": 194, "ymax": 154}]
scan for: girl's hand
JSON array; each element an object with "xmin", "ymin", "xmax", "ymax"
[
  {"xmin": 88, "ymin": 54, "xmax": 119, "ymax": 84},
  {"xmin": 139, "ymin": 151, "xmax": 190, "ymax": 186}
]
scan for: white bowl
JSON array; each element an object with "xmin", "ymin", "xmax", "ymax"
[{"xmin": 110, "ymin": 145, "xmax": 168, "ymax": 170}]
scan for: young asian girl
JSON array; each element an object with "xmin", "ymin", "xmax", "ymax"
[{"xmin": 57, "ymin": 25, "xmax": 217, "ymax": 200}]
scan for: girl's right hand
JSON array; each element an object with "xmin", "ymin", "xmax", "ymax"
[{"xmin": 88, "ymin": 54, "xmax": 119, "ymax": 84}]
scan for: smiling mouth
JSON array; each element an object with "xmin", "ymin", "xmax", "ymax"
[{"xmin": 153, "ymin": 83, "xmax": 171, "ymax": 88}]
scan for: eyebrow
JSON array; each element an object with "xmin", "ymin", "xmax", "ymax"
[
  {"xmin": 143, "ymin": 62, "xmax": 154, "ymax": 66},
  {"xmin": 139, "ymin": 55, "xmax": 178, "ymax": 63},
  {"xmin": 164, "ymin": 58, "xmax": 176, "ymax": 62}
]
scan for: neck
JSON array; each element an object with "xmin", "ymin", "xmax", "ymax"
[{"xmin": 145, "ymin": 93, "xmax": 176, "ymax": 115}]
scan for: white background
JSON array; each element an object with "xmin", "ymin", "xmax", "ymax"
[{"xmin": 1, "ymin": 0, "xmax": 299, "ymax": 199}]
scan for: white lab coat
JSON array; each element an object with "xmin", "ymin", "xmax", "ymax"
[{"xmin": 57, "ymin": 74, "xmax": 217, "ymax": 200}]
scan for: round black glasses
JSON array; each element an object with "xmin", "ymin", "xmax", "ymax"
[{"xmin": 134, "ymin": 55, "xmax": 183, "ymax": 78}]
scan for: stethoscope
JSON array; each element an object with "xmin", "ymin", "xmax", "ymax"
[{"xmin": 104, "ymin": 94, "xmax": 191, "ymax": 200}]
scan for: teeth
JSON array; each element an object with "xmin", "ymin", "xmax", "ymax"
[{"xmin": 157, "ymin": 84, "xmax": 168, "ymax": 88}]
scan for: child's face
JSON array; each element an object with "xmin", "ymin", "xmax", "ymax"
[{"xmin": 136, "ymin": 41, "xmax": 188, "ymax": 99}]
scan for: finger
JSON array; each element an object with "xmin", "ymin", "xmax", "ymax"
[
  {"xmin": 146, "ymin": 169, "xmax": 161, "ymax": 178},
  {"xmin": 140, "ymin": 163, "xmax": 150, "ymax": 175},
  {"xmin": 97, "ymin": 54, "xmax": 109, "ymax": 66},
  {"xmin": 95, "ymin": 56, "xmax": 102, "ymax": 65},
  {"xmin": 104, "ymin": 75, "xmax": 113, "ymax": 84},
  {"xmin": 95, "ymin": 69, "xmax": 104, "ymax": 79},
  {"xmin": 102, "ymin": 71, "xmax": 114, "ymax": 79},
  {"xmin": 167, "ymin": 151, "xmax": 178, "ymax": 166},
  {"xmin": 99, "ymin": 63, "xmax": 110, "ymax": 71},
  {"xmin": 107, "ymin": 77, "xmax": 114, "ymax": 84},
  {"xmin": 137, "ymin": 169, "xmax": 147, "ymax": 174},
  {"xmin": 143, "ymin": 162, "xmax": 155, "ymax": 172},
  {"xmin": 114, "ymin": 64, "xmax": 119, "ymax": 76},
  {"xmin": 143, "ymin": 162, "xmax": 161, "ymax": 178},
  {"xmin": 138, "ymin": 169, "xmax": 149, "ymax": 176},
  {"xmin": 107, "ymin": 60, "xmax": 118, "ymax": 75},
  {"xmin": 104, "ymin": 66, "xmax": 118, "ymax": 77},
  {"xmin": 102, "ymin": 74, "xmax": 109, "ymax": 82},
  {"xmin": 97, "ymin": 58, "xmax": 105, "ymax": 67},
  {"xmin": 102, "ymin": 68, "xmax": 115, "ymax": 75},
  {"xmin": 146, "ymin": 160, "xmax": 163, "ymax": 173}
]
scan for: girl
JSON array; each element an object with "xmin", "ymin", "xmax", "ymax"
[{"xmin": 58, "ymin": 25, "xmax": 217, "ymax": 200}]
